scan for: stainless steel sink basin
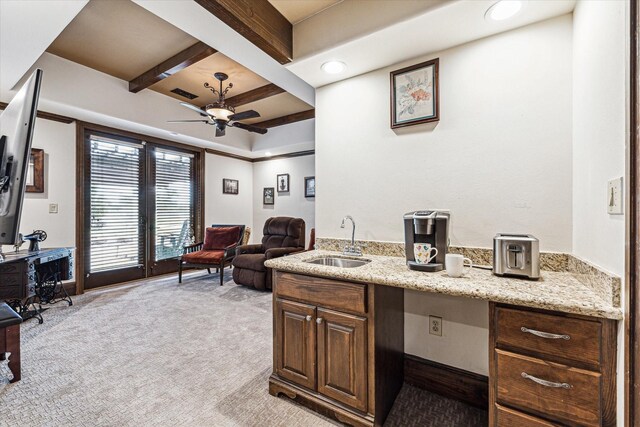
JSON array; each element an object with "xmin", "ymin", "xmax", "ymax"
[{"xmin": 305, "ymin": 257, "xmax": 371, "ymax": 268}]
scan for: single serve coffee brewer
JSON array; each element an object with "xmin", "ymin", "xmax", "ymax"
[{"xmin": 404, "ymin": 210, "xmax": 450, "ymax": 272}]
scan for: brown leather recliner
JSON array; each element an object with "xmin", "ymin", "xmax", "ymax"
[{"xmin": 232, "ymin": 217, "xmax": 305, "ymax": 290}]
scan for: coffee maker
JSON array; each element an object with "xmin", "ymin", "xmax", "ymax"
[{"xmin": 404, "ymin": 210, "xmax": 450, "ymax": 272}]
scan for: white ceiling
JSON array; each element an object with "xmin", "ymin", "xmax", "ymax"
[
  {"xmin": 286, "ymin": 0, "xmax": 576, "ymax": 88},
  {"xmin": 0, "ymin": 0, "xmax": 89, "ymax": 93}
]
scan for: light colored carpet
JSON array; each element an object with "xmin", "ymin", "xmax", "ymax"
[{"xmin": 0, "ymin": 270, "xmax": 486, "ymax": 427}]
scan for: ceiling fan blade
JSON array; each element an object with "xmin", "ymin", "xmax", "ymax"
[
  {"xmin": 232, "ymin": 121, "xmax": 268, "ymax": 135},
  {"xmin": 167, "ymin": 119, "xmax": 210, "ymax": 123},
  {"xmin": 179, "ymin": 102, "xmax": 209, "ymax": 117},
  {"xmin": 228, "ymin": 110, "xmax": 260, "ymax": 121},
  {"xmin": 215, "ymin": 127, "xmax": 226, "ymax": 137}
]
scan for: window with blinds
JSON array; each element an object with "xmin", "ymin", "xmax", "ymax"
[
  {"xmin": 154, "ymin": 148, "xmax": 194, "ymax": 261},
  {"xmin": 89, "ymin": 136, "xmax": 143, "ymax": 273}
]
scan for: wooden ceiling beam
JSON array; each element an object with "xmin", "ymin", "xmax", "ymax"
[
  {"xmin": 128, "ymin": 41, "xmax": 217, "ymax": 93},
  {"xmin": 253, "ymin": 109, "xmax": 315, "ymax": 129},
  {"xmin": 225, "ymin": 83, "xmax": 285, "ymax": 108},
  {"xmin": 194, "ymin": 0, "xmax": 292, "ymax": 64}
]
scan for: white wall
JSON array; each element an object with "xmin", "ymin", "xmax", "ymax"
[
  {"xmin": 572, "ymin": 1, "xmax": 626, "ymax": 277},
  {"xmin": 315, "ymin": 15, "xmax": 573, "ymax": 375},
  {"xmin": 252, "ymin": 155, "xmax": 315, "ymax": 246},
  {"xmin": 1, "ymin": 118, "xmax": 76, "ymax": 252},
  {"xmin": 316, "ymin": 15, "xmax": 574, "ymax": 253},
  {"xmin": 572, "ymin": 2, "xmax": 628, "ymax": 425},
  {"xmin": 204, "ymin": 152, "xmax": 254, "ymax": 233}
]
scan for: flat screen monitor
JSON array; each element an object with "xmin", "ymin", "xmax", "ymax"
[{"xmin": 0, "ymin": 69, "xmax": 43, "ymax": 245}]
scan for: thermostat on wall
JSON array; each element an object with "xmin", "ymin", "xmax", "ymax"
[{"xmin": 49, "ymin": 203, "xmax": 58, "ymax": 214}]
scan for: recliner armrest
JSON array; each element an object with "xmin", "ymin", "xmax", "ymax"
[
  {"xmin": 236, "ymin": 244, "xmax": 263, "ymax": 256},
  {"xmin": 265, "ymin": 247, "xmax": 304, "ymax": 260}
]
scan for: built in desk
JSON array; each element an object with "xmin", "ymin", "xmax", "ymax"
[{"xmin": 0, "ymin": 248, "xmax": 74, "ymax": 323}]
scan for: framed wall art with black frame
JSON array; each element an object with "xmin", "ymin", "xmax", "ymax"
[{"xmin": 390, "ymin": 58, "xmax": 439, "ymax": 129}]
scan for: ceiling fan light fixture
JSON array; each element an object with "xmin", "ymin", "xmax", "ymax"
[
  {"xmin": 321, "ymin": 60, "xmax": 346, "ymax": 74},
  {"xmin": 205, "ymin": 103, "xmax": 234, "ymax": 121},
  {"xmin": 485, "ymin": 0, "xmax": 522, "ymax": 21}
]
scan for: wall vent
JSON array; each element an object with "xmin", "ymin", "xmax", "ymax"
[{"xmin": 170, "ymin": 88, "xmax": 198, "ymax": 100}]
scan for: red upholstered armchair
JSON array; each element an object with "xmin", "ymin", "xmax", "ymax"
[
  {"xmin": 179, "ymin": 225, "xmax": 245, "ymax": 286},
  {"xmin": 232, "ymin": 217, "xmax": 305, "ymax": 291}
]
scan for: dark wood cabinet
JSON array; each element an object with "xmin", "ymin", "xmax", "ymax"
[
  {"xmin": 274, "ymin": 298, "xmax": 316, "ymax": 390},
  {"xmin": 317, "ymin": 307, "xmax": 368, "ymax": 412},
  {"xmin": 489, "ymin": 303, "xmax": 617, "ymax": 427},
  {"xmin": 270, "ymin": 271, "xmax": 404, "ymax": 427}
]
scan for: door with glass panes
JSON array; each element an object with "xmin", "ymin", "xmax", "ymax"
[{"xmin": 83, "ymin": 132, "xmax": 199, "ymax": 289}]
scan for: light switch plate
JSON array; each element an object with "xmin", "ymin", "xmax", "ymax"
[
  {"xmin": 607, "ymin": 177, "xmax": 623, "ymax": 215},
  {"xmin": 49, "ymin": 203, "xmax": 58, "ymax": 214}
]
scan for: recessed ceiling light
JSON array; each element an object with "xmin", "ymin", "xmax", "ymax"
[
  {"xmin": 321, "ymin": 61, "xmax": 346, "ymax": 74},
  {"xmin": 485, "ymin": 0, "xmax": 522, "ymax": 21}
]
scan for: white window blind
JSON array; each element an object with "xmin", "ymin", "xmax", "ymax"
[
  {"xmin": 89, "ymin": 136, "xmax": 143, "ymax": 272},
  {"xmin": 154, "ymin": 148, "xmax": 194, "ymax": 261}
]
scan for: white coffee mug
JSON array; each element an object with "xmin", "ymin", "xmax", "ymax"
[
  {"xmin": 414, "ymin": 243, "xmax": 438, "ymax": 264},
  {"xmin": 445, "ymin": 254, "xmax": 473, "ymax": 277}
]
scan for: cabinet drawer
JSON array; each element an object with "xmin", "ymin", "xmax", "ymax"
[
  {"xmin": 496, "ymin": 350, "xmax": 601, "ymax": 427},
  {"xmin": 496, "ymin": 404, "xmax": 559, "ymax": 426},
  {"xmin": 495, "ymin": 307, "xmax": 601, "ymax": 367},
  {"xmin": 275, "ymin": 272, "xmax": 367, "ymax": 315}
]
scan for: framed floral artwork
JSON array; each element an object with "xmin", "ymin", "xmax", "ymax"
[{"xmin": 390, "ymin": 58, "xmax": 439, "ymax": 128}]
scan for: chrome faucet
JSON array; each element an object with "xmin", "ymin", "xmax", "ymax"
[{"xmin": 340, "ymin": 215, "xmax": 362, "ymax": 256}]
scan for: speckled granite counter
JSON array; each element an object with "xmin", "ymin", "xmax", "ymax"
[{"xmin": 265, "ymin": 250, "xmax": 622, "ymax": 320}]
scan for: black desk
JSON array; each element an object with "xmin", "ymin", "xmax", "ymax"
[{"xmin": 0, "ymin": 248, "xmax": 74, "ymax": 323}]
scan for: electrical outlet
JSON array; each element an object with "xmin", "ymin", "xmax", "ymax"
[
  {"xmin": 49, "ymin": 203, "xmax": 58, "ymax": 214},
  {"xmin": 607, "ymin": 177, "xmax": 623, "ymax": 215},
  {"xmin": 429, "ymin": 315, "xmax": 442, "ymax": 336}
]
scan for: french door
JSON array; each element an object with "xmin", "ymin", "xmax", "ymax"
[{"xmin": 80, "ymin": 127, "xmax": 202, "ymax": 289}]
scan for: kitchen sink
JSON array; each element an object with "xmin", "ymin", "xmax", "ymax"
[{"xmin": 305, "ymin": 257, "xmax": 371, "ymax": 268}]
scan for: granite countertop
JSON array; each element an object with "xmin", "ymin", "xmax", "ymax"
[{"xmin": 265, "ymin": 250, "xmax": 623, "ymax": 320}]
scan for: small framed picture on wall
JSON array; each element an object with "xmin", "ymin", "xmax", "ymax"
[
  {"xmin": 277, "ymin": 173, "xmax": 290, "ymax": 193},
  {"xmin": 263, "ymin": 187, "xmax": 274, "ymax": 205},
  {"xmin": 304, "ymin": 176, "xmax": 315, "ymax": 198},
  {"xmin": 223, "ymin": 178, "xmax": 239, "ymax": 195}
]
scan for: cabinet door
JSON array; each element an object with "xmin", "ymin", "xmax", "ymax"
[
  {"xmin": 317, "ymin": 307, "xmax": 368, "ymax": 412},
  {"xmin": 275, "ymin": 298, "xmax": 316, "ymax": 390}
]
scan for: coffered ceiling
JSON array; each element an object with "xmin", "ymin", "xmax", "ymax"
[
  {"xmin": 268, "ymin": 0, "xmax": 343, "ymax": 24},
  {"xmin": 46, "ymin": 0, "xmax": 313, "ymax": 127},
  {"xmin": 47, "ymin": 0, "xmax": 197, "ymax": 81}
]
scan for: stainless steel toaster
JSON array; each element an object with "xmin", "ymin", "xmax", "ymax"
[{"xmin": 493, "ymin": 234, "xmax": 540, "ymax": 279}]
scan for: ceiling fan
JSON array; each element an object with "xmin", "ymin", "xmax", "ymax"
[{"xmin": 169, "ymin": 72, "xmax": 267, "ymax": 137}]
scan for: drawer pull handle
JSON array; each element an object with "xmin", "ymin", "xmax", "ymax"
[
  {"xmin": 521, "ymin": 372, "xmax": 571, "ymax": 389},
  {"xmin": 305, "ymin": 315, "xmax": 312, "ymax": 322},
  {"xmin": 521, "ymin": 327, "xmax": 570, "ymax": 340}
]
